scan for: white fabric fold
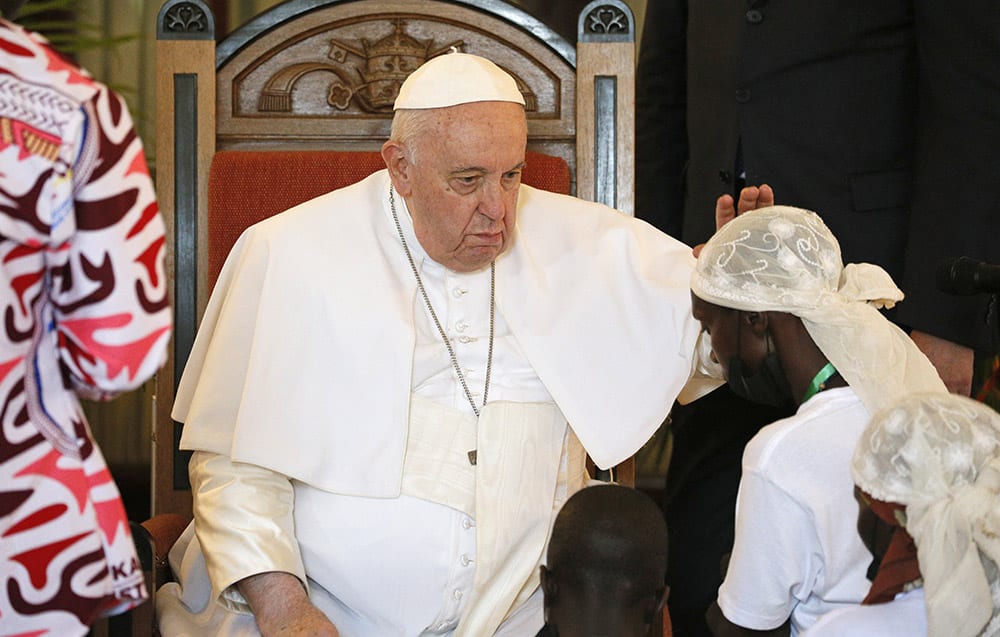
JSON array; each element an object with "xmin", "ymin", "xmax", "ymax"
[
  {"xmin": 907, "ymin": 471, "xmax": 995, "ymax": 637},
  {"xmin": 457, "ymin": 400, "xmax": 581, "ymax": 635},
  {"xmin": 173, "ymin": 170, "xmax": 702, "ymax": 490},
  {"xmin": 188, "ymin": 451, "xmax": 306, "ymax": 609}
]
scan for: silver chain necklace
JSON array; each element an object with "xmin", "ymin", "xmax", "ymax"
[{"xmin": 389, "ymin": 185, "xmax": 495, "ymax": 418}]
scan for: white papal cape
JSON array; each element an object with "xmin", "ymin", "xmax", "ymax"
[{"xmin": 173, "ymin": 169, "xmax": 706, "ymax": 492}]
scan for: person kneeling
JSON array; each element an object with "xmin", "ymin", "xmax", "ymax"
[{"xmin": 690, "ymin": 206, "xmax": 946, "ymax": 636}]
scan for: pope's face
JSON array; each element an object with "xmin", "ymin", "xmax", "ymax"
[{"xmin": 385, "ymin": 101, "xmax": 527, "ymax": 272}]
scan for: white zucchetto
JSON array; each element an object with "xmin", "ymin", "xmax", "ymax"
[
  {"xmin": 691, "ymin": 205, "xmax": 946, "ymax": 414},
  {"xmin": 393, "ymin": 51, "xmax": 526, "ymax": 110}
]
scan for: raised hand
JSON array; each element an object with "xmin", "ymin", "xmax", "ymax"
[{"xmin": 693, "ymin": 184, "xmax": 775, "ymax": 257}]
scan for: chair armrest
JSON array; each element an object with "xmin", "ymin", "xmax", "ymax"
[{"xmin": 140, "ymin": 513, "xmax": 192, "ymax": 590}]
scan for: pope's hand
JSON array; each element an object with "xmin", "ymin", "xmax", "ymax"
[
  {"xmin": 240, "ymin": 571, "xmax": 340, "ymax": 636},
  {"xmin": 716, "ymin": 184, "xmax": 775, "ymax": 228},
  {"xmin": 693, "ymin": 184, "xmax": 775, "ymax": 257}
]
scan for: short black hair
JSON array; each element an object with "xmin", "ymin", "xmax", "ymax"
[{"xmin": 546, "ymin": 484, "xmax": 668, "ymax": 598}]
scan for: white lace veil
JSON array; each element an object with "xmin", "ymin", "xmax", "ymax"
[
  {"xmin": 852, "ymin": 392, "xmax": 1000, "ymax": 637},
  {"xmin": 690, "ymin": 205, "xmax": 946, "ymax": 414}
]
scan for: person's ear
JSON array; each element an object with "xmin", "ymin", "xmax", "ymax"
[
  {"xmin": 540, "ymin": 565, "xmax": 558, "ymax": 626},
  {"xmin": 538, "ymin": 565, "xmax": 559, "ymax": 609},
  {"xmin": 381, "ymin": 140, "xmax": 414, "ymax": 197},
  {"xmin": 539, "ymin": 565, "xmax": 557, "ymax": 600}
]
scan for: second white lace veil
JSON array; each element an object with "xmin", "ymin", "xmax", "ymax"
[{"xmin": 853, "ymin": 392, "xmax": 1000, "ymax": 637}]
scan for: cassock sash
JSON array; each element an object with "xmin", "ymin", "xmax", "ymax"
[{"xmin": 402, "ymin": 395, "xmax": 586, "ymax": 635}]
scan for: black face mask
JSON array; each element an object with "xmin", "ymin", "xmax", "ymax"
[{"xmin": 727, "ymin": 314, "xmax": 793, "ymax": 407}]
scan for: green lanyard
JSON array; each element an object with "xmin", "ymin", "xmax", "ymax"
[{"xmin": 802, "ymin": 362, "xmax": 838, "ymax": 403}]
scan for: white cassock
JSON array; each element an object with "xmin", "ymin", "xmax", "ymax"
[{"xmin": 156, "ymin": 170, "xmax": 716, "ymax": 636}]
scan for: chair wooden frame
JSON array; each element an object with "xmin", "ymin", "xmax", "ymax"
[{"xmin": 153, "ymin": 0, "xmax": 637, "ymax": 518}]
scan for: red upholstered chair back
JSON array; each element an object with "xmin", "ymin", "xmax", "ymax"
[{"xmin": 206, "ymin": 149, "xmax": 571, "ymax": 290}]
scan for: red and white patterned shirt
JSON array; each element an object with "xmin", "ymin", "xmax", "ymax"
[{"xmin": 0, "ymin": 18, "xmax": 170, "ymax": 635}]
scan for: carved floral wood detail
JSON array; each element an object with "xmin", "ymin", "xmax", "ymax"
[
  {"xmin": 162, "ymin": 2, "xmax": 210, "ymax": 35},
  {"xmin": 231, "ymin": 16, "xmax": 546, "ymax": 118},
  {"xmin": 582, "ymin": 5, "xmax": 630, "ymax": 35}
]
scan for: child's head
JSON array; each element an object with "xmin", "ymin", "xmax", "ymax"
[{"xmin": 540, "ymin": 484, "xmax": 668, "ymax": 637}]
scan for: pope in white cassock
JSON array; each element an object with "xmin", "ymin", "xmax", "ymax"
[{"xmin": 156, "ymin": 52, "xmax": 714, "ymax": 636}]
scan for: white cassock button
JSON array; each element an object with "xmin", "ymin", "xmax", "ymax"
[
  {"xmin": 458, "ymin": 335, "xmax": 475, "ymax": 344},
  {"xmin": 456, "ymin": 320, "xmax": 469, "ymax": 332},
  {"xmin": 453, "ymin": 287, "xmax": 468, "ymax": 298},
  {"xmin": 453, "ymin": 589, "xmax": 463, "ymax": 600},
  {"xmin": 460, "ymin": 554, "xmax": 472, "ymax": 567}
]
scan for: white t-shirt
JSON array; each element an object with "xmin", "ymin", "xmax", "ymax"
[
  {"xmin": 801, "ymin": 588, "xmax": 927, "ymax": 636},
  {"xmin": 717, "ymin": 387, "xmax": 874, "ymax": 635}
]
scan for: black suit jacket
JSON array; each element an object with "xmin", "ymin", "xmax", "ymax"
[{"xmin": 636, "ymin": 0, "xmax": 1000, "ymax": 351}]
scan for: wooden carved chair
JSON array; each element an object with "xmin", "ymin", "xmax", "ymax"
[{"xmin": 153, "ymin": 0, "xmax": 638, "ymax": 524}]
